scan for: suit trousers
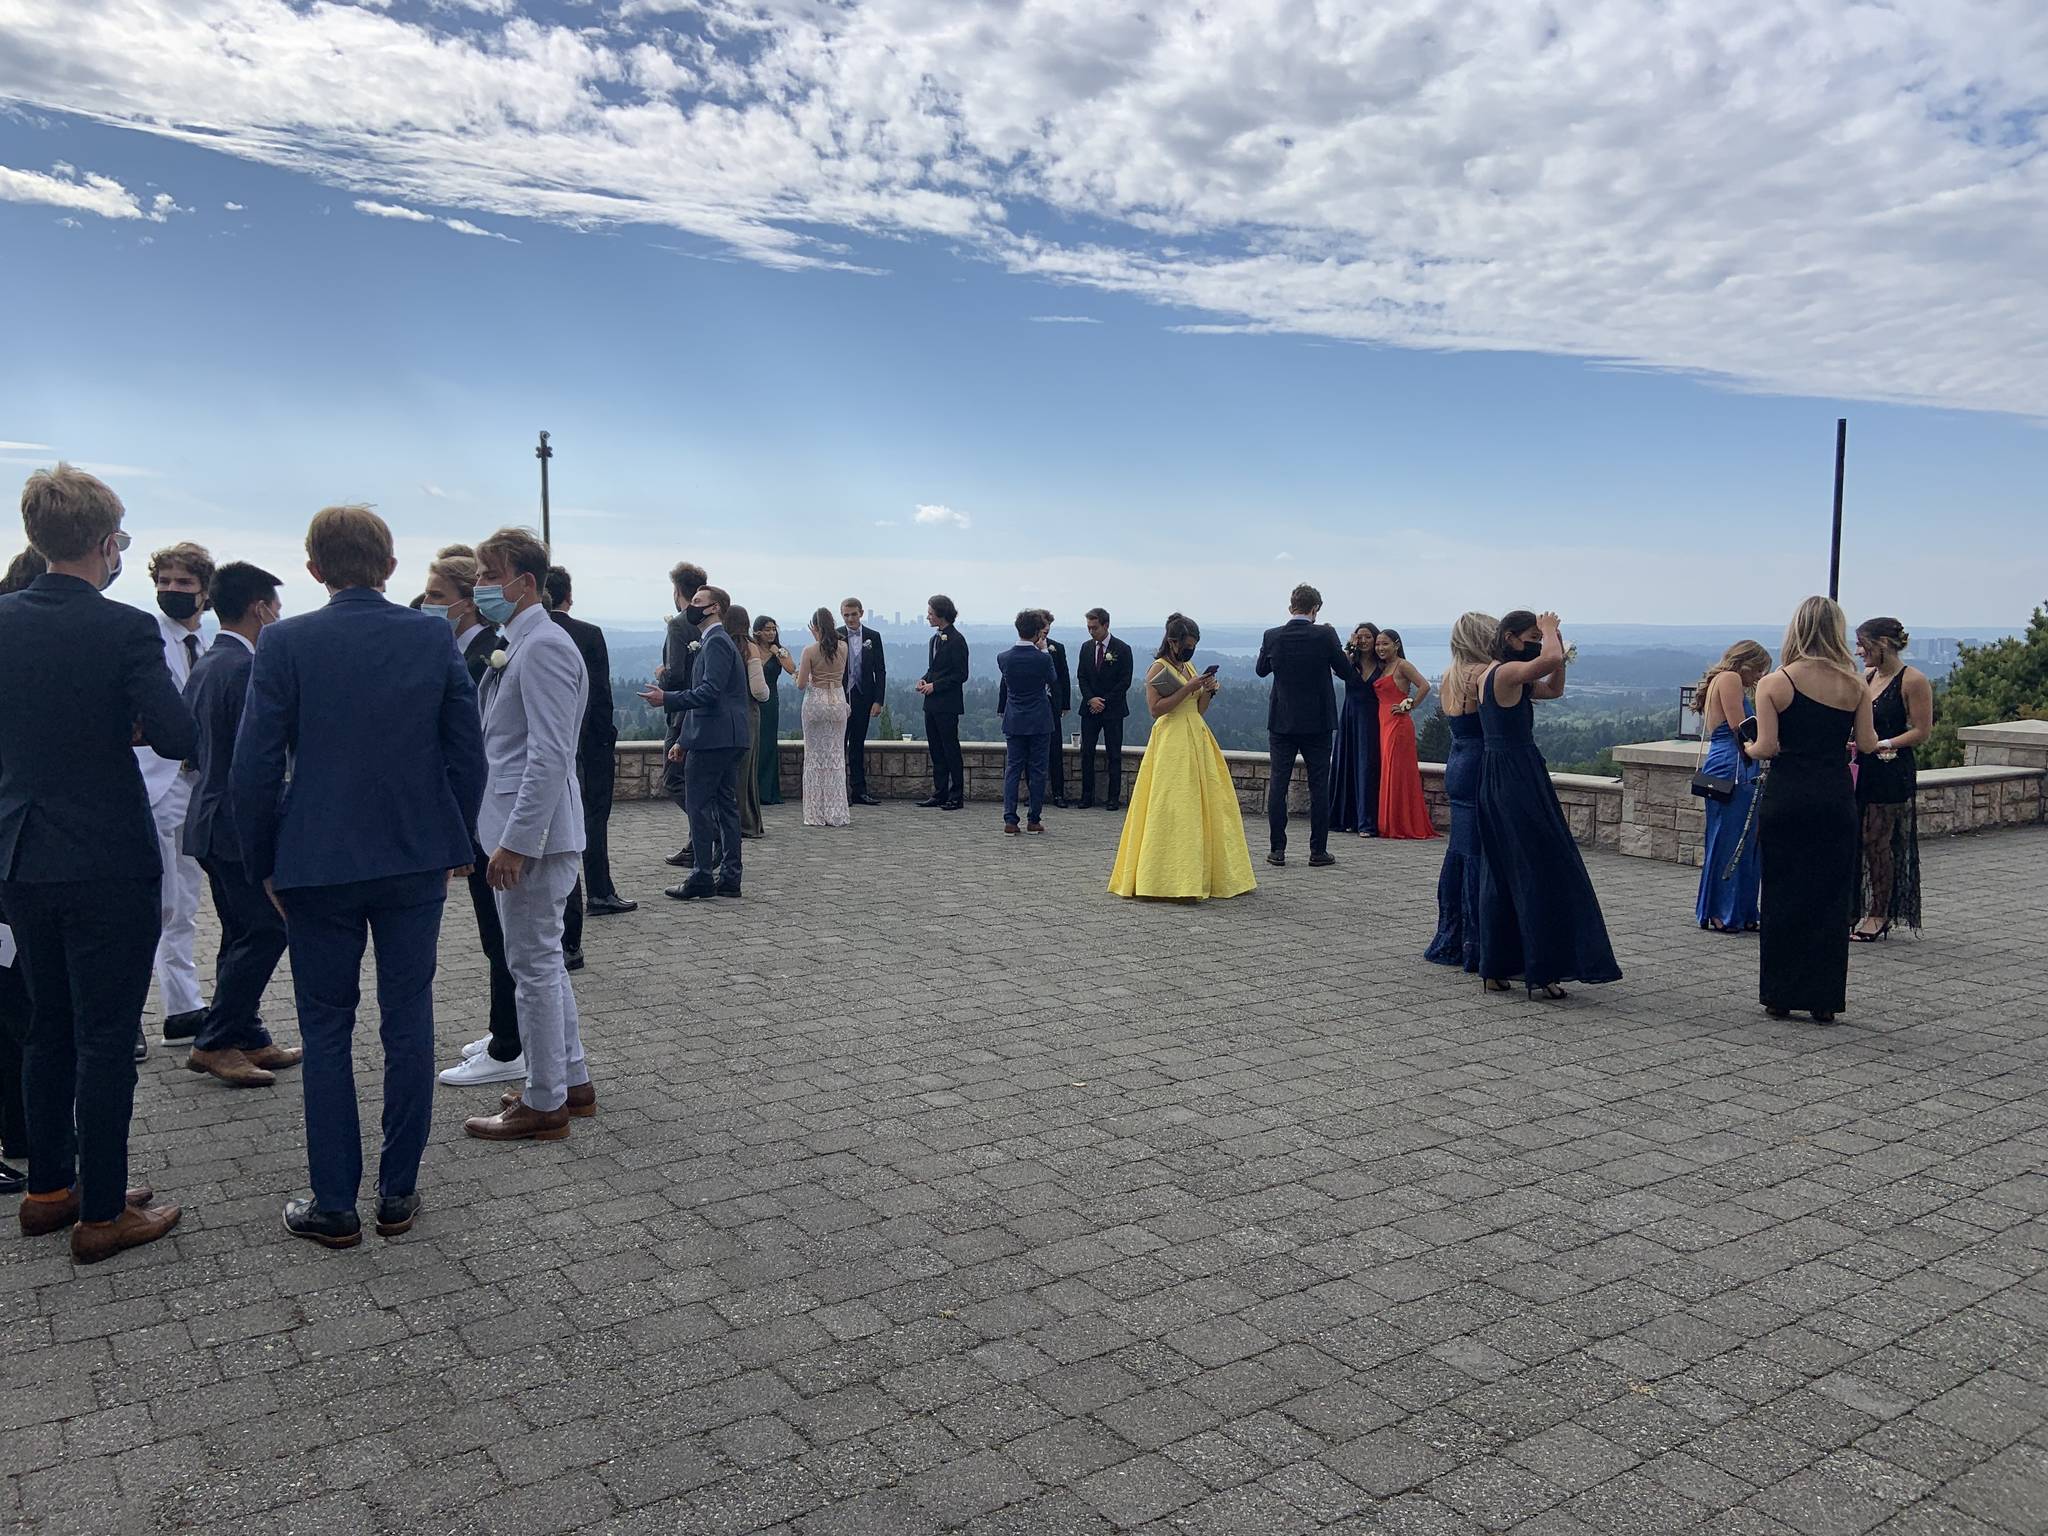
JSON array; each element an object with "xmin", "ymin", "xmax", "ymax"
[
  {"xmin": 926, "ymin": 712, "xmax": 963, "ymax": 801},
  {"xmin": 465, "ymin": 859, "xmax": 521, "ymax": 1062},
  {"xmin": 150, "ymin": 773, "xmax": 204, "ymax": 1018},
  {"xmin": 0, "ymin": 952, "xmax": 27, "ymax": 1158},
  {"xmin": 193, "ymin": 857, "xmax": 282, "ymax": 1055},
  {"xmin": 579, "ymin": 739, "xmax": 618, "ymax": 901},
  {"xmin": 280, "ymin": 873, "xmax": 444, "ymax": 1211},
  {"xmin": 844, "ymin": 692, "xmax": 876, "ymax": 796},
  {"xmin": 495, "ymin": 850, "xmax": 588, "ymax": 1114},
  {"xmin": 1004, "ymin": 732, "xmax": 1050, "ymax": 825},
  {"xmin": 684, "ymin": 745, "xmax": 745, "ymax": 887},
  {"xmin": 3, "ymin": 877, "xmax": 159, "ymax": 1221},
  {"xmin": 1080, "ymin": 713, "xmax": 1125, "ymax": 805},
  {"xmin": 1048, "ymin": 713, "xmax": 1067, "ymax": 801},
  {"xmin": 1268, "ymin": 731, "xmax": 1334, "ymax": 856}
]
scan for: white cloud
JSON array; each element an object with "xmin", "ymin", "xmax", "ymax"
[
  {"xmin": 355, "ymin": 199, "xmax": 435, "ymax": 222},
  {"xmin": 0, "ymin": 162, "xmax": 161, "ymax": 221},
  {"xmin": 224, "ymin": 200, "xmax": 244, "ymax": 210},
  {"xmin": 913, "ymin": 504, "xmax": 971, "ymax": 530},
  {"xmin": 3, "ymin": 2, "xmax": 2046, "ymax": 412},
  {"xmin": 0, "ymin": 442, "xmax": 53, "ymax": 452},
  {"xmin": 1273, "ymin": 552, "xmax": 1293, "ymax": 563},
  {"xmin": 441, "ymin": 217, "xmax": 517, "ymax": 242},
  {"xmin": 1029, "ymin": 314, "xmax": 1101, "ymax": 324}
]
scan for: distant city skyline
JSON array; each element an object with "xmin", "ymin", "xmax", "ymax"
[{"xmin": 2, "ymin": 2, "xmax": 2043, "ymax": 630}]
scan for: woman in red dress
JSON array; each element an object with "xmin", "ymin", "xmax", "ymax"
[{"xmin": 1373, "ymin": 629, "xmax": 1437, "ymax": 840}]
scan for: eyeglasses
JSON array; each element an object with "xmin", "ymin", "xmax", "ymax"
[{"xmin": 109, "ymin": 531, "xmax": 132, "ymax": 551}]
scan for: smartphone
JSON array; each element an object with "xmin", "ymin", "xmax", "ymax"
[{"xmin": 1201, "ymin": 664, "xmax": 1220, "ymax": 677}]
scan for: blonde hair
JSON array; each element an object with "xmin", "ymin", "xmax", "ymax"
[
  {"xmin": 1693, "ymin": 640, "xmax": 1771, "ymax": 713},
  {"xmin": 477, "ymin": 526, "xmax": 549, "ymax": 585},
  {"xmin": 1779, "ymin": 596, "xmax": 1858, "ymax": 677},
  {"xmin": 20, "ymin": 463, "xmax": 124, "ymax": 561},
  {"xmin": 305, "ymin": 504, "xmax": 395, "ymax": 591},
  {"xmin": 1439, "ymin": 611, "xmax": 1498, "ymax": 713},
  {"xmin": 429, "ymin": 552, "xmax": 479, "ymax": 599}
]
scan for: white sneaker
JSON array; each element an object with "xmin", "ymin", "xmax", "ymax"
[
  {"xmin": 438, "ymin": 1051, "xmax": 526, "ymax": 1087},
  {"xmin": 460, "ymin": 1036, "xmax": 492, "ymax": 1059}
]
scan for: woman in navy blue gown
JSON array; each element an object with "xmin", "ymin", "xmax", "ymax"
[
  {"xmin": 1425, "ymin": 612, "xmax": 1494, "ymax": 968},
  {"xmin": 1692, "ymin": 641, "xmax": 1770, "ymax": 933},
  {"xmin": 1330, "ymin": 623, "xmax": 1382, "ymax": 836},
  {"xmin": 1473, "ymin": 610, "xmax": 1622, "ymax": 1000}
]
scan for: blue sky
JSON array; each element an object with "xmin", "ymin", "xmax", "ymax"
[{"xmin": 2, "ymin": 1, "xmax": 2043, "ymax": 633}]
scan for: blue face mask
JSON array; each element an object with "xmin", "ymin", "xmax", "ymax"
[
  {"xmin": 420, "ymin": 603, "xmax": 452, "ymax": 622},
  {"xmin": 473, "ymin": 583, "xmax": 519, "ymax": 625}
]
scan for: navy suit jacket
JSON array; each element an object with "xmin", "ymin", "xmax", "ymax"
[
  {"xmin": 1256, "ymin": 617, "xmax": 1351, "ymax": 736},
  {"xmin": 182, "ymin": 632, "xmax": 256, "ymax": 865},
  {"xmin": 0, "ymin": 574, "xmax": 195, "ymax": 884},
  {"xmin": 660, "ymin": 624, "xmax": 751, "ymax": 751},
  {"xmin": 996, "ymin": 645, "xmax": 1057, "ymax": 736},
  {"xmin": 231, "ymin": 587, "xmax": 486, "ymax": 891}
]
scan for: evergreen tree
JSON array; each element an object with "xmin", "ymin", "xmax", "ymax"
[{"xmin": 1923, "ymin": 603, "xmax": 2048, "ymax": 768}]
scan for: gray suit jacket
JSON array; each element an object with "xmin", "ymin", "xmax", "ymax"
[{"xmin": 477, "ymin": 602, "xmax": 588, "ymax": 859}]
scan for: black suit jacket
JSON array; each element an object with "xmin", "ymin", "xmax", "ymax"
[
  {"xmin": 461, "ymin": 623, "xmax": 504, "ymax": 686},
  {"xmin": 662, "ymin": 609, "xmax": 703, "ymax": 738},
  {"xmin": 550, "ymin": 609, "xmax": 615, "ymax": 753},
  {"xmin": 921, "ymin": 625, "xmax": 968, "ymax": 716},
  {"xmin": 182, "ymin": 633, "xmax": 255, "ymax": 865},
  {"xmin": 837, "ymin": 626, "xmax": 887, "ymax": 703},
  {"xmin": 1076, "ymin": 634, "xmax": 1134, "ymax": 721},
  {"xmin": 1257, "ymin": 618, "xmax": 1351, "ymax": 736},
  {"xmin": 1045, "ymin": 638, "xmax": 1072, "ymax": 714},
  {"xmin": 0, "ymin": 574, "xmax": 195, "ymax": 883}
]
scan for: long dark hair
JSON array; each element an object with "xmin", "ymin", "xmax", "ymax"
[
  {"xmin": 723, "ymin": 603, "xmax": 750, "ymax": 644},
  {"xmin": 811, "ymin": 606, "xmax": 841, "ymax": 660},
  {"xmin": 0, "ymin": 548, "xmax": 47, "ymax": 596},
  {"xmin": 1494, "ymin": 610, "xmax": 1539, "ymax": 660},
  {"xmin": 1347, "ymin": 621, "xmax": 1381, "ymax": 675},
  {"xmin": 1377, "ymin": 627, "xmax": 1407, "ymax": 660},
  {"xmin": 1155, "ymin": 612, "xmax": 1200, "ymax": 662}
]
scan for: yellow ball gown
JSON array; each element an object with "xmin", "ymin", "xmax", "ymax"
[{"xmin": 1108, "ymin": 660, "xmax": 1258, "ymax": 901}]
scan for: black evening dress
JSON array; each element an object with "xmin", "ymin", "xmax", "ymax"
[
  {"xmin": 1854, "ymin": 670, "xmax": 1920, "ymax": 931},
  {"xmin": 1472, "ymin": 670, "xmax": 1622, "ymax": 990},
  {"xmin": 1330, "ymin": 658, "xmax": 1382, "ymax": 835},
  {"xmin": 1425, "ymin": 710, "xmax": 1483, "ymax": 968},
  {"xmin": 1758, "ymin": 684, "xmax": 1858, "ymax": 1015}
]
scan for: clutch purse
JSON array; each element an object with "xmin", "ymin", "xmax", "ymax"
[{"xmin": 1690, "ymin": 769, "xmax": 1737, "ymax": 802}]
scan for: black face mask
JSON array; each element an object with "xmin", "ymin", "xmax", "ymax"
[
  {"xmin": 1513, "ymin": 641, "xmax": 1543, "ymax": 663},
  {"xmin": 157, "ymin": 590, "xmax": 201, "ymax": 622}
]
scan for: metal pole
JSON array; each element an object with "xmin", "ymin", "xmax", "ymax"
[
  {"xmin": 1828, "ymin": 417, "xmax": 1846, "ymax": 601},
  {"xmin": 536, "ymin": 430, "xmax": 552, "ymax": 548}
]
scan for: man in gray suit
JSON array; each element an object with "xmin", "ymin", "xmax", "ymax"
[
  {"xmin": 639, "ymin": 585, "xmax": 748, "ymax": 900},
  {"xmin": 460, "ymin": 528, "xmax": 594, "ymax": 1143}
]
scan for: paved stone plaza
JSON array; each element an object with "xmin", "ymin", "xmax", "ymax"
[{"xmin": 4, "ymin": 803, "xmax": 2045, "ymax": 1536}]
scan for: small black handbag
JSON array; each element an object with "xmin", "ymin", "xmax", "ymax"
[{"xmin": 1690, "ymin": 713, "xmax": 1756, "ymax": 802}]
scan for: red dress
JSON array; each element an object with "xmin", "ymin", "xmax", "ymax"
[{"xmin": 1374, "ymin": 673, "xmax": 1437, "ymax": 840}]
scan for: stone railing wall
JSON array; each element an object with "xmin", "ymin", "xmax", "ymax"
[
  {"xmin": 1608, "ymin": 720, "xmax": 2046, "ymax": 868},
  {"xmin": 612, "ymin": 739, "xmax": 1625, "ymax": 849}
]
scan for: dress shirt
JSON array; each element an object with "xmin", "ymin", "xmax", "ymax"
[{"xmin": 845, "ymin": 626, "xmax": 863, "ymax": 694}]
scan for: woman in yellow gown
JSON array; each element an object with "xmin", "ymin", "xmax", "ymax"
[{"xmin": 1109, "ymin": 614, "xmax": 1258, "ymax": 901}]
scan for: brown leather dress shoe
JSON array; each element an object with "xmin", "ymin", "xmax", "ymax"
[
  {"xmin": 245, "ymin": 1043, "xmax": 304, "ymax": 1071},
  {"xmin": 71, "ymin": 1203, "xmax": 182, "ymax": 1264},
  {"xmin": 186, "ymin": 1048, "xmax": 277, "ymax": 1088},
  {"xmin": 499, "ymin": 1082, "xmax": 596, "ymax": 1118},
  {"xmin": 463, "ymin": 1102, "xmax": 571, "ymax": 1142},
  {"xmin": 19, "ymin": 1186, "xmax": 155, "ymax": 1237}
]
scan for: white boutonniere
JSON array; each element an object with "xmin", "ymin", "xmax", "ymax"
[
  {"xmin": 1104, "ymin": 649, "xmax": 1116, "ymax": 662},
  {"xmin": 688, "ymin": 640, "xmax": 702, "ymax": 654},
  {"xmin": 487, "ymin": 650, "xmax": 509, "ymax": 671}
]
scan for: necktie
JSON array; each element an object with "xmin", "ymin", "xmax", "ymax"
[
  {"xmin": 184, "ymin": 635, "xmax": 200, "ymax": 670},
  {"xmin": 1096, "ymin": 641, "xmax": 1105, "ymax": 669}
]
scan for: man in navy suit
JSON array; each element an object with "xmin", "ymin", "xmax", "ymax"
[
  {"xmin": 915, "ymin": 594, "xmax": 969, "ymax": 809},
  {"xmin": 233, "ymin": 505, "xmax": 485, "ymax": 1249},
  {"xmin": 996, "ymin": 611, "xmax": 1057, "ymax": 834},
  {"xmin": 837, "ymin": 597, "xmax": 887, "ymax": 806},
  {"xmin": 640, "ymin": 585, "xmax": 749, "ymax": 899},
  {"xmin": 0, "ymin": 465, "xmax": 190, "ymax": 1263},
  {"xmin": 182, "ymin": 561, "xmax": 303, "ymax": 1090},
  {"xmin": 1255, "ymin": 582, "xmax": 1352, "ymax": 868}
]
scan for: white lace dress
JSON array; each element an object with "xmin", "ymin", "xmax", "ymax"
[{"xmin": 798, "ymin": 642, "xmax": 852, "ymax": 827}]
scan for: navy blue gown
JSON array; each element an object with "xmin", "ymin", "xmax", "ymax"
[
  {"xmin": 1330, "ymin": 658, "xmax": 1381, "ymax": 835},
  {"xmin": 1473, "ymin": 670, "xmax": 1622, "ymax": 989},
  {"xmin": 1425, "ymin": 711, "xmax": 1483, "ymax": 968}
]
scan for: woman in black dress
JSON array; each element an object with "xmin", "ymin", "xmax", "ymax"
[
  {"xmin": 1744, "ymin": 597, "xmax": 1883, "ymax": 1023},
  {"xmin": 1851, "ymin": 617, "xmax": 1932, "ymax": 939},
  {"xmin": 1330, "ymin": 623, "xmax": 1382, "ymax": 836}
]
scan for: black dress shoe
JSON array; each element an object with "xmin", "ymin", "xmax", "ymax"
[
  {"xmin": 1267, "ymin": 851, "xmax": 1286, "ymax": 866},
  {"xmin": 1309, "ymin": 851, "xmax": 1337, "ymax": 868},
  {"xmin": 665, "ymin": 847, "xmax": 693, "ymax": 867},
  {"xmin": 853, "ymin": 793, "xmax": 882, "ymax": 807},
  {"xmin": 282, "ymin": 1198, "xmax": 362, "ymax": 1250},
  {"xmin": 942, "ymin": 799, "xmax": 964, "ymax": 812},
  {"xmin": 1076, "ymin": 799, "xmax": 1096, "ymax": 810},
  {"xmin": 584, "ymin": 895, "xmax": 638, "ymax": 916},
  {"xmin": 564, "ymin": 948, "xmax": 585, "ymax": 972},
  {"xmin": 1105, "ymin": 799, "xmax": 1122, "ymax": 812},
  {"xmin": 715, "ymin": 883, "xmax": 743, "ymax": 899},
  {"xmin": 915, "ymin": 795, "xmax": 945, "ymax": 808},
  {"xmin": 161, "ymin": 1009, "xmax": 206, "ymax": 1042},
  {"xmin": 1051, "ymin": 797, "xmax": 1071, "ymax": 809},
  {"xmin": 665, "ymin": 880, "xmax": 717, "ymax": 900},
  {"xmin": 0, "ymin": 1162, "xmax": 24, "ymax": 1197},
  {"xmin": 374, "ymin": 1191, "xmax": 421, "ymax": 1238},
  {"xmin": 133, "ymin": 1026, "xmax": 148, "ymax": 1062}
]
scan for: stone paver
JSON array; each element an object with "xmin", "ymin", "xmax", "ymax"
[{"xmin": 3, "ymin": 805, "xmax": 2044, "ymax": 1536}]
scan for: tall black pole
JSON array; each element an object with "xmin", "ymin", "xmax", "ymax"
[
  {"xmin": 1828, "ymin": 417, "xmax": 1846, "ymax": 601},
  {"xmin": 536, "ymin": 430, "xmax": 552, "ymax": 548}
]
